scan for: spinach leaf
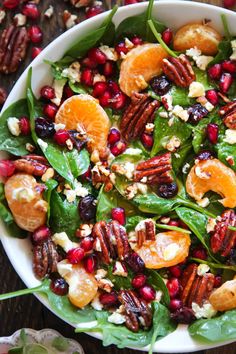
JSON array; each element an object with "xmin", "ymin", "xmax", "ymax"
[
  {"xmin": 66, "ymin": 149, "xmax": 90, "ymax": 178},
  {"xmin": 0, "ymin": 183, "xmax": 4, "ymax": 200},
  {"xmin": 0, "ymin": 99, "xmax": 33, "ymax": 156},
  {"xmin": 195, "ymin": 68, "xmax": 214, "ymax": 90},
  {"xmin": 43, "ymin": 179, "xmax": 58, "ymax": 223},
  {"xmin": 190, "ymin": 257, "xmax": 236, "ymax": 272},
  {"xmin": 106, "ymin": 264, "xmax": 133, "ymax": 290},
  {"xmin": 216, "ymin": 138, "xmax": 236, "ymax": 172},
  {"xmin": 126, "ymin": 215, "xmax": 145, "ymax": 232},
  {"xmin": 172, "ymin": 141, "xmax": 193, "ymax": 174},
  {"xmin": 69, "ymin": 81, "xmax": 90, "ymax": 94},
  {"xmin": 0, "ymin": 200, "xmax": 26, "ymax": 238},
  {"xmin": 208, "ymin": 40, "xmax": 232, "ymax": 66},
  {"xmin": 45, "ymin": 57, "xmax": 74, "ymax": 80},
  {"xmin": 189, "ymin": 310, "xmax": 236, "ymax": 342},
  {"xmin": 151, "ymin": 112, "xmax": 192, "ymax": 157},
  {"xmin": 66, "ymin": 6, "xmax": 118, "ymax": 58},
  {"xmin": 147, "ymin": 270, "xmax": 170, "ymax": 306},
  {"xmin": 192, "ymin": 118, "xmax": 207, "ymax": 153},
  {"xmin": 50, "ymin": 190, "xmax": 81, "ymax": 239},
  {"xmin": 171, "ymin": 86, "xmax": 193, "ymax": 106}
]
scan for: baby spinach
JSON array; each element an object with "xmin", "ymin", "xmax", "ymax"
[
  {"xmin": 147, "ymin": 270, "xmax": 170, "ymax": 306},
  {"xmin": 195, "ymin": 68, "xmax": 214, "ymax": 90},
  {"xmin": 0, "ymin": 197, "xmax": 25, "ymax": 238},
  {"xmin": 189, "ymin": 310, "xmax": 236, "ymax": 342},
  {"xmin": 216, "ymin": 139, "xmax": 236, "ymax": 172},
  {"xmin": 66, "ymin": 6, "xmax": 118, "ymax": 58},
  {"xmin": 45, "ymin": 56, "xmax": 74, "ymax": 80},
  {"xmin": 190, "ymin": 257, "xmax": 236, "ymax": 272},
  {"xmin": 43, "ymin": 179, "xmax": 58, "ymax": 223},
  {"xmin": 172, "ymin": 141, "xmax": 193, "ymax": 174},
  {"xmin": 0, "ymin": 99, "xmax": 33, "ymax": 156},
  {"xmin": 147, "ymin": 19, "xmax": 177, "ymax": 57},
  {"xmin": 171, "ymin": 86, "xmax": 193, "ymax": 106},
  {"xmin": 50, "ymin": 190, "xmax": 81, "ymax": 239},
  {"xmin": 209, "ymin": 39, "xmax": 232, "ymax": 66},
  {"xmin": 66, "ymin": 149, "xmax": 90, "ymax": 178},
  {"xmin": 126, "ymin": 215, "xmax": 145, "ymax": 232},
  {"xmin": 106, "ymin": 264, "xmax": 133, "ymax": 290},
  {"xmin": 69, "ymin": 81, "xmax": 90, "ymax": 94}
]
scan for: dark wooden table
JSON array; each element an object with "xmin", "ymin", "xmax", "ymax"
[{"xmin": 0, "ymin": 1, "xmax": 236, "ymax": 353}]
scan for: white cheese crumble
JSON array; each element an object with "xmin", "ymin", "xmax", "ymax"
[
  {"xmin": 7, "ymin": 117, "xmax": 20, "ymax": 136},
  {"xmin": 93, "ymin": 73, "xmax": 106, "ymax": 84},
  {"xmin": 37, "ymin": 138, "xmax": 48, "ymax": 152},
  {"xmin": 57, "ymin": 260, "xmax": 73, "ymax": 278},
  {"xmin": 230, "ymin": 40, "xmax": 236, "ymax": 60},
  {"xmin": 123, "ymin": 162, "xmax": 135, "ymax": 180},
  {"xmin": 113, "ymin": 261, "xmax": 128, "ymax": 277},
  {"xmin": 136, "ymin": 183, "xmax": 148, "ymax": 195},
  {"xmin": 182, "ymin": 162, "xmax": 190, "ymax": 174},
  {"xmin": 14, "ymin": 13, "xmax": 26, "ymax": 26},
  {"xmin": 125, "ymin": 37, "xmax": 134, "ymax": 49},
  {"xmin": 192, "ymin": 302, "xmax": 217, "ymax": 319},
  {"xmin": 62, "ymin": 62, "xmax": 81, "ymax": 83},
  {"xmin": 51, "ymin": 78, "xmax": 66, "ymax": 106},
  {"xmin": 206, "ymin": 218, "xmax": 216, "ymax": 233},
  {"xmin": 159, "ymin": 111, "xmax": 169, "ymax": 118},
  {"xmin": 197, "ymin": 197, "xmax": 210, "ymax": 208},
  {"xmin": 99, "ymin": 45, "xmax": 118, "ymax": 61},
  {"xmin": 172, "ymin": 105, "xmax": 189, "ymax": 122},
  {"xmin": 44, "ymin": 5, "xmax": 54, "ymax": 18},
  {"xmin": 186, "ymin": 47, "xmax": 202, "ymax": 58},
  {"xmin": 188, "ymin": 81, "xmax": 205, "ymax": 98},
  {"xmin": 95, "ymin": 269, "xmax": 107, "ymax": 281},
  {"xmin": 195, "ymin": 55, "xmax": 214, "ymax": 71},
  {"xmin": 54, "ymin": 123, "xmax": 66, "ymax": 131},
  {"xmin": 155, "ymin": 291, "xmax": 163, "ymax": 302},
  {"xmin": 165, "ymin": 136, "xmax": 181, "ymax": 152},
  {"xmin": 163, "ymin": 243, "xmax": 180, "ymax": 261},
  {"xmin": 224, "ymin": 129, "xmax": 236, "ymax": 145},
  {"xmin": 52, "ymin": 232, "xmax": 78, "ymax": 252},
  {"xmin": 162, "ymin": 94, "xmax": 173, "ymax": 111},
  {"xmin": 91, "ymin": 293, "xmax": 103, "ymax": 311},
  {"xmin": 197, "ymin": 264, "xmax": 210, "ymax": 276},
  {"xmin": 108, "ymin": 312, "xmax": 126, "ymax": 325},
  {"xmin": 124, "ymin": 148, "xmax": 142, "ymax": 155}
]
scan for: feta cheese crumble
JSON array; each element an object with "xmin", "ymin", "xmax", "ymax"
[
  {"xmin": 192, "ymin": 302, "xmax": 217, "ymax": 319},
  {"xmin": 7, "ymin": 117, "xmax": 20, "ymax": 136},
  {"xmin": 188, "ymin": 81, "xmax": 205, "ymax": 98},
  {"xmin": 224, "ymin": 129, "xmax": 236, "ymax": 145}
]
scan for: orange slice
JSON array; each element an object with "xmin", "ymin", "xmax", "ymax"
[
  {"xmin": 119, "ymin": 43, "xmax": 168, "ymax": 97},
  {"xmin": 64, "ymin": 263, "xmax": 98, "ymax": 308},
  {"xmin": 55, "ymin": 94, "xmax": 110, "ymax": 152},
  {"xmin": 4, "ymin": 173, "xmax": 47, "ymax": 232},
  {"xmin": 136, "ymin": 231, "xmax": 190, "ymax": 269},
  {"xmin": 186, "ymin": 159, "xmax": 236, "ymax": 208},
  {"xmin": 209, "ymin": 279, "xmax": 236, "ymax": 311}
]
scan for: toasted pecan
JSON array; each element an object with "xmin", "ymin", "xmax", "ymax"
[
  {"xmin": 14, "ymin": 155, "xmax": 49, "ymax": 177},
  {"xmin": 219, "ymin": 101, "xmax": 236, "ymax": 130},
  {"xmin": 136, "ymin": 219, "xmax": 156, "ymax": 248},
  {"xmin": 33, "ymin": 239, "xmax": 59, "ymax": 279},
  {"xmin": 162, "ymin": 54, "xmax": 195, "ymax": 88}
]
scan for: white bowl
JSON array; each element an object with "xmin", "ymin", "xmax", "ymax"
[{"xmin": 1, "ymin": 1, "xmax": 236, "ymax": 352}]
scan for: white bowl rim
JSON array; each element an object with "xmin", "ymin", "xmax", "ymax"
[{"xmin": 1, "ymin": 1, "xmax": 236, "ymax": 352}]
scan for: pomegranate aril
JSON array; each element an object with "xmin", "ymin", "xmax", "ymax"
[
  {"xmin": 32, "ymin": 47, "xmax": 42, "ymax": 59},
  {"xmin": 67, "ymin": 247, "xmax": 85, "ymax": 264},
  {"xmin": 168, "ymin": 220, "xmax": 180, "ymax": 227},
  {"xmin": 99, "ymin": 292, "xmax": 118, "ymax": 306},
  {"xmin": 223, "ymin": 0, "xmax": 236, "ymax": 8},
  {"xmin": 64, "ymin": 85, "xmax": 74, "ymax": 98},
  {"xmin": 125, "ymin": 252, "xmax": 145, "ymax": 273},
  {"xmin": 205, "ymin": 89, "xmax": 219, "ymax": 106},
  {"xmin": 141, "ymin": 132, "xmax": 153, "ymax": 149},
  {"xmin": 166, "ymin": 278, "xmax": 180, "ymax": 298},
  {"xmin": 28, "ymin": 25, "xmax": 43, "ymax": 44},
  {"xmin": 115, "ymin": 42, "xmax": 129, "ymax": 55},
  {"xmin": 192, "ymin": 247, "xmax": 208, "ymax": 260},
  {"xmin": 54, "ymin": 129, "xmax": 70, "ymax": 146},
  {"xmin": 43, "ymin": 103, "xmax": 58, "ymax": 120},
  {"xmin": 169, "ymin": 299, "xmax": 183, "ymax": 312},
  {"xmin": 222, "ymin": 60, "xmax": 236, "ymax": 73},
  {"xmin": 111, "ymin": 207, "xmax": 126, "ymax": 225},
  {"xmin": 0, "ymin": 160, "xmax": 15, "ymax": 177},
  {"xmin": 22, "ymin": 3, "xmax": 40, "ymax": 20},
  {"xmin": 81, "ymin": 166, "xmax": 92, "ymax": 182},
  {"xmin": 139, "ymin": 284, "xmax": 156, "ymax": 301},
  {"xmin": 206, "ymin": 123, "xmax": 219, "ymax": 145},
  {"xmin": 108, "ymin": 128, "xmax": 121, "ymax": 145},
  {"xmin": 81, "ymin": 68, "xmax": 94, "ymax": 86},
  {"xmin": 40, "ymin": 85, "xmax": 55, "ymax": 100},
  {"xmin": 32, "ymin": 225, "xmax": 51, "ymax": 245},
  {"xmin": 112, "ymin": 92, "xmax": 127, "ymax": 110},
  {"xmin": 208, "ymin": 63, "xmax": 222, "ymax": 80},
  {"xmin": 108, "ymin": 81, "xmax": 120, "ymax": 95},
  {"xmin": 131, "ymin": 274, "xmax": 147, "ymax": 289},
  {"xmin": 50, "ymin": 278, "xmax": 69, "ymax": 296},
  {"xmin": 219, "ymin": 73, "xmax": 234, "ymax": 93},
  {"xmin": 88, "ymin": 47, "xmax": 107, "ymax": 65},
  {"xmin": 80, "ymin": 237, "xmax": 94, "ymax": 252},
  {"xmin": 81, "ymin": 57, "xmax": 97, "ymax": 69},
  {"xmin": 214, "ymin": 275, "xmax": 222, "ymax": 288},
  {"xmin": 162, "ymin": 28, "xmax": 173, "ymax": 46},
  {"xmin": 99, "ymin": 90, "xmax": 112, "ymax": 107},
  {"xmin": 169, "ymin": 265, "xmax": 182, "ymax": 278},
  {"xmin": 84, "ymin": 254, "xmax": 97, "ymax": 273},
  {"xmin": 103, "ymin": 61, "xmax": 115, "ymax": 77},
  {"xmin": 131, "ymin": 36, "xmax": 143, "ymax": 46},
  {"xmin": 92, "ymin": 81, "xmax": 108, "ymax": 98},
  {"xmin": 85, "ymin": 5, "xmax": 103, "ymax": 19},
  {"xmin": 3, "ymin": 0, "xmax": 19, "ymax": 9},
  {"xmin": 125, "ymin": 0, "xmax": 140, "ymax": 4},
  {"xmin": 110, "ymin": 141, "xmax": 127, "ymax": 156},
  {"xmin": 19, "ymin": 117, "xmax": 30, "ymax": 136}
]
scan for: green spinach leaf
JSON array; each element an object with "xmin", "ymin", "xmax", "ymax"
[
  {"xmin": 172, "ymin": 141, "xmax": 193, "ymax": 174},
  {"xmin": 216, "ymin": 138, "xmax": 236, "ymax": 172},
  {"xmin": 45, "ymin": 56, "xmax": 74, "ymax": 80},
  {"xmin": 147, "ymin": 270, "xmax": 170, "ymax": 306},
  {"xmin": 126, "ymin": 215, "xmax": 145, "ymax": 232},
  {"xmin": 66, "ymin": 149, "xmax": 90, "ymax": 178},
  {"xmin": 106, "ymin": 264, "xmax": 133, "ymax": 290},
  {"xmin": 43, "ymin": 179, "xmax": 58, "ymax": 223},
  {"xmin": 208, "ymin": 40, "xmax": 232, "ymax": 66},
  {"xmin": 69, "ymin": 81, "xmax": 90, "ymax": 94}
]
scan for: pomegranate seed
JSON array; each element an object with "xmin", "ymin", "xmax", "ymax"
[
  {"xmin": 40, "ymin": 85, "xmax": 55, "ymax": 100},
  {"xmin": 3, "ymin": 0, "xmax": 19, "ymax": 9},
  {"xmin": 223, "ymin": 0, "xmax": 236, "ymax": 8},
  {"xmin": 131, "ymin": 36, "xmax": 143, "ymax": 46},
  {"xmin": 108, "ymin": 128, "xmax": 121, "ymax": 145},
  {"xmin": 50, "ymin": 278, "xmax": 69, "ymax": 296},
  {"xmin": 222, "ymin": 60, "xmax": 236, "ymax": 73},
  {"xmin": 99, "ymin": 292, "xmax": 118, "ymax": 306},
  {"xmin": 81, "ymin": 68, "xmax": 94, "ymax": 86},
  {"xmin": 168, "ymin": 220, "xmax": 180, "ymax": 227},
  {"xmin": 28, "ymin": 25, "xmax": 43, "ymax": 44},
  {"xmin": 81, "ymin": 57, "xmax": 97, "ymax": 69},
  {"xmin": 99, "ymin": 90, "xmax": 112, "ymax": 107},
  {"xmin": 214, "ymin": 275, "xmax": 222, "ymax": 288},
  {"xmin": 125, "ymin": 252, "xmax": 145, "ymax": 273},
  {"xmin": 31, "ymin": 47, "xmax": 42, "ymax": 59},
  {"xmin": 19, "ymin": 116, "xmax": 30, "ymax": 135},
  {"xmin": 219, "ymin": 73, "xmax": 234, "ymax": 93},
  {"xmin": 206, "ymin": 123, "xmax": 219, "ymax": 145},
  {"xmin": 81, "ymin": 166, "xmax": 92, "ymax": 182},
  {"xmin": 22, "ymin": 3, "xmax": 40, "ymax": 20},
  {"xmin": 131, "ymin": 274, "xmax": 147, "ymax": 289},
  {"xmin": 169, "ymin": 299, "xmax": 183, "ymax": 312},
  {"xmin": 125, "ymin": 0, "xmax": 140, "ymax": 4},
  {"xmin": 88, "ymin": 47, "xmax": 107, "ymax": 65},
  {"xmin": 162, "ymin": 28, "xmax": 173, "ymax": 46},
  {"xmin": 112, "ymin": 92, "xmax": 127, "ymax": 110},
  {"xmin": 32, "ymin": 225, "xmax": 51, "ymax": 245},
  {"xmin": 92, "ymin": 81, "xmax": 108, "ymax": 98},
  {"xmin": 166, "ymin": 278, "xmax": 180, "ymax": 298},
  {"xmin": 169, "ymin": 265, "xmax": 182, "ymax": 278},
  {"xmin": 67, "ymin": 247, "xmax": 85, "ymax": 264},
  {"xmin": 208, "ymin": 63, "xmax": 222, "ymax": 80},
  {"xmin": 141, "ymin": 132, "xmax": 153, "ymax": 149},
  {"xmin": 43, "ymin": 103, "xmax": 58, "ymax": 120},
  {"xmin": 205, "ymin": 89, "xmax": 219, "ymax": 106},
  {"xmin": 139, "ymin": 284, "xmax": 156, "ymax": 301},
  {"xmin": 110, "ymin": 141, "xmax": 127, "ymax": 156},
  {"xmin": 54, "ymin": 129, "xmax": 70, "ymax": 146},
  {"xmin": 103, "ymin": 61, "xmax": 115, "ymax": 77},
  {"xmin": 0, "ymin": 160, "xmax": 15, "ymax": 177},
  {"xmin": 115, "ymin": 42, "xmax": 129, "ymax": 55},
  {"xmin": 64, "ymin": 85, "xmax": 74, "ymax": 98},
  {"xmin": 84, "ymin": 254, "xmax": 97, "ymax": 273},
  {"xmin": 85, "ymin": 5, "xmax": 103, "ymax": 19},
  {"xmin": 179, "ymin": 220, "xmax": 189, "ymax": 230},
  {"xmin": 192, "ymin": 247, "xmax": 208, "ymax": 260},
  {"xmin": 111, "ymin": 207, "xmax": 126, "ymax": 225},
  {"xmin": 80, "ymin": 237, "xmax": 94, "ymax": 252},
  {"xmin": 108, "ymin": 81, "xmax": 120, "ymax": 95}
]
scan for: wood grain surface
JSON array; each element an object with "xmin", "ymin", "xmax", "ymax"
[{"xmin": 0, "ymin": 1, "xmax": 236, "ymax": 353}]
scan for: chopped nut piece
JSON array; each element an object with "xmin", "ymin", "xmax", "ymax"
[
  {"xmin": 162, "ymin": 54, "xmax": 195, "ymax": 88},
  {"xmin": 41, "ymin": 167, "xmax": 55, "ymax": 182}
]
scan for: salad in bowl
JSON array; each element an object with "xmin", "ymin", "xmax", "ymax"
[{"xmin": 1, "ymin": 0, "xmax": 236, "ymax": 352}]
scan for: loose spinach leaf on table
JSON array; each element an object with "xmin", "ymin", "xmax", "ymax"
[
  {"xmin": 189, "ymin": 310, "xmax": 236, "ymax": 343},
  {"xmin": 147, "ymin": 270, "xmax": 170, "ymax": 307},
  {"xmin": 66, "ymin": 6, "xmax": 118, "ymax": 58},
  {"xmin": 0, "ymin": 99, "xmax": 33, "ymax": 156}
]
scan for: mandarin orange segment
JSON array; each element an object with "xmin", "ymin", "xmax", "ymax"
[
  {"xmin": 55, "ymin": 94, "xmax": 110, "ymax": 152},
  {"xmin": 209, "ymin": 279, "xmax": 236, "ymax": 311},
  {"xmin": 186, "ymin": 159, "xmax": 236, "ymax": 208},
  {"xmin": 64, "ymin": 263, "xmax": 98, "ymax": 308},
  {"xmin": 135, "ymin": 231, "xmax": 191, "ymax": 269},
  {"xmin": 119, "ymin": 43, "xmax": 168, "ymax": 97},
  {"xmin": 4, "ymin": 173, "xmax": 47, "ymax": 232}
]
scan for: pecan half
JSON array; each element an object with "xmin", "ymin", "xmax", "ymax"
[
  {"xmin": 0, "ymin": 25, "xmax": 29, "ymax": 74},
  {"xmin": 118, "ymin": 290, "xmax": 152, "ymax": 332},
  {"xmin": 14, "ymin": 155, "xmax": 49, "ymax": 176},
  {"xmin": 120, "ymin": 92, "xmax": 160, "ymax": 141},
  {"xmin": 180, "ymin": 264, "xmax": 215, "ymax": 307},
  {"xmin": 33, "ymin": 239, "xmax": 59, "ymax": 279},
  {"xmin": 210, "ymin": 210, "xmax": 236, "ymax": 257},
  {"xmin": 70, "ymin": 0, "xmax": 92, "ymax": 7},
  {"xmin": 134, "ymin": 152, "xmax": 173, "ymax": 185},
  {"xmin": 162, "ymin": 54, "xmax": 195, "ymax": 88},
  {"xmin": 91, "ymin": 162, "xmax": 113, "ymax": 192},
  {"xmin": 219, "ymin": 101, "xmax": 236, "ymax": 129},
  {"xmin": 93, "ymin": 220, "xmax": 131, "ymax": 264},
  {"xmin": 136, "ymin": 219, "xmax": 156, "ymax": 248}
]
